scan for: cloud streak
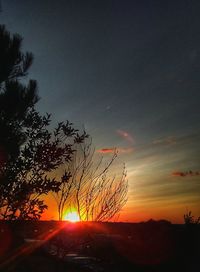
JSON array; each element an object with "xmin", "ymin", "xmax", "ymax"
[
  {"xmin": 97, "ymin": 147, "xmax": 134, "ymax": 154},
  {"xmin": 172, "ymin": 170, "xmax": 200, "ymax": 177},
  {"xmin": 97, "ymin": 148, "xmax": 116, "ymax": 154}
]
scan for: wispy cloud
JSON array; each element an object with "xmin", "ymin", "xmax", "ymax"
[
  {"xmin": 152, "ymin": 133, "xmax": 200, "ymax": 148},
  {"xmin": 117, "ymin": 129, "xmax": 134, "ymax": 144},
  {"xmin": 117, "ymin": 147, "xmax": 134, "ymax": 154},
  {"xmin": 153, "ymin": 136, "xmax": 176, "ymax": 146},
  {"xmin": 172, "ymin": 171, "xmax": 200, "ymax": 177}
]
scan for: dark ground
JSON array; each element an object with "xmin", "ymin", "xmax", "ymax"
[{"xmin": 0, "ymin": 220, "xmax": 200, "ymax": 272}]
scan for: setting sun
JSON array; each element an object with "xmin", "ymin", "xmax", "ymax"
[{"xmin": 63, "ymin": 211, "xmax": 80, "ymax": 222}]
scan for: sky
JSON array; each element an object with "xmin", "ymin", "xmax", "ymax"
[{"xmin": 1, "ymin": 0, "xmax": 200, "ymax": 223}]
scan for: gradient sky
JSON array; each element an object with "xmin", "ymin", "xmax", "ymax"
[{"xmin": 1, "ymin": 0, "xmax": 200, "ymax": 223}]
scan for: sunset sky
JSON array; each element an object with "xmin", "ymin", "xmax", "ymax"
[{"xmin": 1, "ymin": 0, "xmax": 200, "ymax": 223}]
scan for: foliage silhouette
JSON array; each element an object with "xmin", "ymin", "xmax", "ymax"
[{"xmin": 0, "ymin": 24, "xmax": 39, "ymax": 160}]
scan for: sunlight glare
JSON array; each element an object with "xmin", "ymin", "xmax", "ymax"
[{"xmin": 64, "ymin": 211, "xmax": 80, "ymax": 222}]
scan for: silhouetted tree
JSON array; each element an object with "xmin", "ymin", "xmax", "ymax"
[
  {"xmin": 0, "ymin": 25, "xmax": 87, "ymax": 219},
  {"xmin": 53, "ymin": 140, "xmax": 128, "ymax": 221},
  {"xmin": 0, "ymin": 25, "xmax": 38, "ymax": 160}
]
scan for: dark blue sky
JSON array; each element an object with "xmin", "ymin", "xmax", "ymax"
[{"xmin": 1, "ymin": 0, "xmax": 200, "ymax": 222}]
